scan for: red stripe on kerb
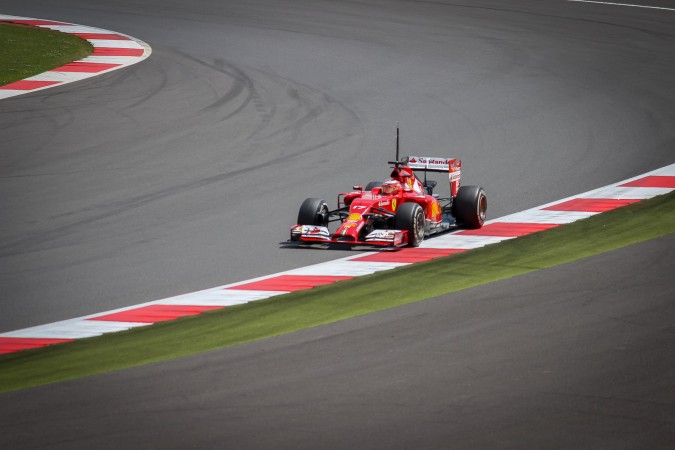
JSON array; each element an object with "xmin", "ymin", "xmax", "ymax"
[
  {"xmin": 1, "ymin": 19, "xmax": 70, "ymax": 26},
  {"xmin": 544, "ymin": 198, "xmax": 639, "ymax": 212},
  {"xmin": 53, "ymin": 62, "xmax": 121, "ymax": 73},
  {"xmin": 0, "ymin": 337, "xmax": 74, "ymax": 355},
  {"xmin": 90, "ymin": 305, "xmax": 224, "ymax": 323},
  {"xmin": 620, "ymin": 175, "xmax": 675, "ymax": 188},
  {"xmin": 0, "ymin": 80, "xmax": 61, "ymax": 90},
  {"xmin": 72, "ymin": 33, "xmax": 130, "ymax": 40},
  {"xmin": 230, "ymin": 275, "xmax": 354, "ymax": 292},
  {"xmin": 92, "ymin": 47, "xmax": 144, "ymax": 57},
  {"xmin": 457, "ymin": 222, "xmax": 559, "ymax": 237},
  {"xmin": 354, "ymin": 248, "xmax": 466, "ymax": 263}
]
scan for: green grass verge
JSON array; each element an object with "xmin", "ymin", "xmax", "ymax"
[
  {"xmin": 1, "ymin": 191, "xmax": 674, "ymax": 393},
  {"xmin": 0, "ymin": 23, "xmax": 93, "ymax": 85}
]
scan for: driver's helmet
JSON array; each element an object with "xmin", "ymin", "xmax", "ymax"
[{"xmin": 381, "ymin": 179, "xmax": 402, "ymax": 195}]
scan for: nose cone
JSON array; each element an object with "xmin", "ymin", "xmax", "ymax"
[{"xmin": 333, "ymin": 222, "xmax": 361, "ymax": 242}]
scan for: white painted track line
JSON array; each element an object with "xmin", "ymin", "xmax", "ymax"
[{"xmin": 567, "ymin": 0, "xmax": 675, "ymax": 11}]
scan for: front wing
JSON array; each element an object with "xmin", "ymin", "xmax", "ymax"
[{"xmin": 290, "ymin": 225, "xmax": 408, "ymax": 247}]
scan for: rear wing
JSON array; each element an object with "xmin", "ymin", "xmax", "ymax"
[
  {"xmin": 405, "ymin": 156, "xmax": 462, "ymax": 196},
  {"xmin": 406, "ymin": 156, "xmax": 458, "ymax": 172}
]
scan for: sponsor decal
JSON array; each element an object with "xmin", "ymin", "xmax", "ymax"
[
  {"xmin": 379, "ymin": 200, "xmax": 391, "ymax": 207},
  {"xmin": 365, "ymin": 230, "xmax": 396, "ymax": 241},
  {"xmin": 391, "ymin": 199, "xmax": 397, "ymax": 211},
  {"xmin": 365, "ymin": 229, "xmax": 405, "ymax": 244},
  {"xmin": 347, "ymin": 213, "xmax": 362, "ymax": 222},
  {"xmin": 407, "ymin": 156, "xmax": 457, "ymax": 171},
  {"xmin": 292, "ymin": 225, "xmax": 330, "ymax": 240}
]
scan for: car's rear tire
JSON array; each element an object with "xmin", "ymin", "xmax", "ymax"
[
  {"xmin": 297, "ymin": 198, "xmax": 329, "ymax": 226},
  {"xmin": 454, "ymin": 186, "xmax": 487, "ymax": 229},
  {"xmin": 395, "ymin": 202, "xmax": 425, "ymax": 247},
  {"xmin": 365, "ymin": 181, "xmax": 382, "ymax": 191}
]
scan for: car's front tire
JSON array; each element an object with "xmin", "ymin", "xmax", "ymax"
[
  {"xmin": 297, "ymin": 198, "xmax": 329, "ymax": 226},
  {"xmin": 395, "ymin": 202, "xmax": 425, "ymax": 247}
]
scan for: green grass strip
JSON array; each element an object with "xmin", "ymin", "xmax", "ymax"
[
  {"xmin": 0, "ymin": 23, "xmax": 93, "ymax": 85},
  {"xmin": 1, "ymin": 191, "xmax": 674, "ymax": 393}
]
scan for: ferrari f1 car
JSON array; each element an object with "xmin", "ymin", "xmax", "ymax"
[{"xmin": 290, "ymin": 151, "xmax": 487, "ymax": 248}]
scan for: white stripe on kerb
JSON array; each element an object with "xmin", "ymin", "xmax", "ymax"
[
  {"xmin": 80, "ymin": 56, "xmax": 143, "ymax": 64},
  {"xmin": 284, "ymin": 260, "xmax": 406, "ymax": 277},
  {"xmin": 421, "ymin": 235, "xmax": 515, "ymax": 249},
  {"xmin": 0, "ymin": 90, "xmax": 29, "ymax": 99},
  {"xmin": 157, "ymin": 289, "xmax": 285, "ymax": 307},
  {"xmin": 579, "ymin": 186, "xmax": 673, "ymax": 199},
  {"xmin": 87, "ymin": 40, "xmax": 144, "ymax": 48},
  {"xmin": 1, "ymin": 319, "xmax": 149, "ymax": 339},
  {"xmin": 27, "ymin": 72, "xmax": 95, "ymax": 82},
  {"xmin": 497, "ymin": 209, "xmax": 597, "ymax": 224},
  {"xmin": 37, "ymin": 25, "xmax": 106, "ymax": 33}
]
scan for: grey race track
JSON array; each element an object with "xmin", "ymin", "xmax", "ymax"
[
  {"xmin": 1, "ymin": 0, "xmax": 674, "ymax": 447},
  {"xmin": 1, "ymin": 0, "xmax": 674, "ymax": 331},
  {"xmin": 1, "ymin": 234, "xmax": 673, "ymax": 449}
]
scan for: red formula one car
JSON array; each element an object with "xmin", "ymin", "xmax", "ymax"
[{"xmin": 290, "ymin": 151, "xmax": 487, "ymax": 248}]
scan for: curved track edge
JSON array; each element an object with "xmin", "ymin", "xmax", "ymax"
[{"xmin": 0, "ymin": 14, "xmax": 151, "ymax": 99}]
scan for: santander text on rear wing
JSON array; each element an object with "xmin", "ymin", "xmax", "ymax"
[{"xmin": 405, "ymin": 156, "xmax": 462, "ymax": 196}]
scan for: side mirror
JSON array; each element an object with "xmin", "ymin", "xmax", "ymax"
[{"xmin": 353, "ymin": 185, "xmax": 363, "ymax": 191}]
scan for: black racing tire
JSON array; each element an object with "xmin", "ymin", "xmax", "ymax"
[
  {"xmin": 395, "ymin": 202, "xmax": 425, "ymax": 247},
  {"xmin": 454, "ymin": 186, "xmax": 487, "ymax": 229},
  {"xmin": 297, "ymin": 198, "xmax": 329, "ymax": 226},
  {"xmin": 365, "ymin": 181, "xmax": 382, "ymax": 191}
]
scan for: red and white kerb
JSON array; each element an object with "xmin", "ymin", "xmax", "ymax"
[{"xmin": 0, "ymin": 14, "xmax": 151, "ymax": 99}]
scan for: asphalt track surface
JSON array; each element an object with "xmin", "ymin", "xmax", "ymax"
[
  {"xmin": 1, "ymin": 235, "xmax": 673, "ymax": 449},
  {"xmin": 0, "ymin": 0, "xmax": 674, "ymax": 446},
  {"xmin": 2, "ymin": 0, "xmax": 674, "ymax": 332}
]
